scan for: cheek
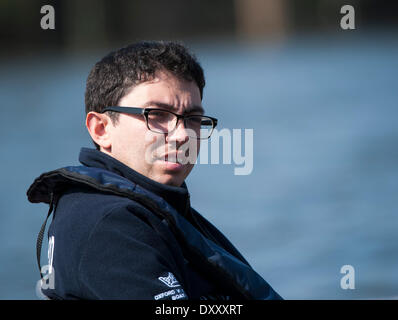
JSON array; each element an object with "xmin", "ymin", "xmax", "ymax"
[
  {"xmin": 188, "ymin": 139, "xmax": 200, "ymax": 158},
  {"xmin": 112, "ymin": 129, "xmax": 134, "ymax": 152},
  {"xmin": 113, "ymin": 119, "xmax": 144, "ymax": 148},
  {"xmin": 143, "ymin": 133, "xmax": 167, "ymax": 160}
]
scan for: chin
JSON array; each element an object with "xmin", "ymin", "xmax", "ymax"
[
  {"xmin": 156, "ymin": 173, "xmax": 184, "ymax": 187},
  {"xmin": 152, "ymin": 162, "xmax": 189, "ymax": 186},
  {"xmin": 162, "ymin": 177, "xmax": 183, "ymax": 187}
]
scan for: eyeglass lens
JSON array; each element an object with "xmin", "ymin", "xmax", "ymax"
[{"xmin": 147, "ymin": 110, "xmax": 214, "ymax": 139}]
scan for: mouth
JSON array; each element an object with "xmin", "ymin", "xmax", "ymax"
[
  {"xmin": 152, "ymin": 152, "xmax": 187, "ymax": 171},
  {"xmin": 159, "ymin": 152, "xmax": 186, "ymax": 163},
  {"xmin": 157, "ymin": 154, "xmax": 185, "ymax": 171}
]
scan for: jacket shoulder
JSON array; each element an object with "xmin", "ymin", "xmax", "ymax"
[
  {"xmin": 45, "ymin": 185, "xmax": 188, "ymax": 299},
  {"xmin": 50, "ymin": 185, "xmax": 161, "ymax": 256}
]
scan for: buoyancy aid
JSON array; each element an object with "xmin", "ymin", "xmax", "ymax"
[{"xmin": 27, "ymin": 165, "xmax": 282, "ymax": 300}]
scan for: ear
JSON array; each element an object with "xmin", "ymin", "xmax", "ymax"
[{"xmin": 86, "ymin": 112, "xmax": 113, "ymax": 151}]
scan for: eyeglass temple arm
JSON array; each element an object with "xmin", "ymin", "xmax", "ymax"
[{"xmin": 101, "ymin": 106, "xmax": 144, "ymax": 114}]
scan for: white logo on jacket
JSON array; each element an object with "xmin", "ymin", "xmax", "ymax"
[
  {"xmin": 48, "ymin": 236, "xmax": 55, "ymax": 274},
  {"xmin": 158, "ymin": 272, "xmax": 180, "ymax": 288}
]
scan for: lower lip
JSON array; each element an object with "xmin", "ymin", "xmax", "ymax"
[{"xmin": 158, "ymin": 160, "xmax": 185, "ymax": 171}]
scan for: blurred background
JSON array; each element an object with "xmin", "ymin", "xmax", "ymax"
[{"xmin": 1, "ymin": 0, "xmax": 397, "ymax": 299}]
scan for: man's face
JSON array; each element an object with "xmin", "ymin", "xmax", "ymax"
[{"xmin": 104, "ymin": 70, "xmax": 202, "ymax": 187}]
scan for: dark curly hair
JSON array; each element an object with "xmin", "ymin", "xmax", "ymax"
[{"xmin": 85, "ymin": 40, "xmax": 205, "ymax": 149}]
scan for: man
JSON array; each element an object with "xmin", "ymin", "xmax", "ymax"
[{"xmin": 27, "ymin": 41, "xmax": 281, "ymax": 300}]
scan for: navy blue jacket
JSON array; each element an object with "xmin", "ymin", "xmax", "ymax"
[{"xmin": 27, "ymin": 148, "xmax": 281, "ymax": 300}]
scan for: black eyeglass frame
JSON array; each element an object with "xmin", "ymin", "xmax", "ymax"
[{"xmin": 101, "ymin": 106, "xmax": 218, "ymax": 139}]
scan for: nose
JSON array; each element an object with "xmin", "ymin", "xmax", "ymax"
[{"xmin": 166, "ymin": 117, "xmax": 189, "ymax": 144}]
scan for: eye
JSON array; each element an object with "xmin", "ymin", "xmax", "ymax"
[
  {"xmin": 190, "ymin": 117, "xmax": 202, "ymax": 124},
  {"xmin": 147, "ymin": 110, "xmax": 175, "ymax": 123},
  {"xmin": 150, "ymin": 111, "xmax": 165, "ymax": 117}
]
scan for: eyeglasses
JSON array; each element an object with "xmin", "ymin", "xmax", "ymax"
[{"xmin": 101, "ymin": 106, "xmax": 218, "ymax": 139}]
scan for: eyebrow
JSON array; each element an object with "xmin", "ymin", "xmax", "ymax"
[{"xmin": 142, "ymin": 101, "xmax": 204, "ymax": 114}]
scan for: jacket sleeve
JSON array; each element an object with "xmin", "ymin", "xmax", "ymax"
[{"xmin": 77, "ymin": 204, "xmax": 188, "ymax": 300}]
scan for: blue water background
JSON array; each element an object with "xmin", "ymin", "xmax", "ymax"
[{"xmin": 1, "ymin": 32, "xmax": 397, "ymax": 299}]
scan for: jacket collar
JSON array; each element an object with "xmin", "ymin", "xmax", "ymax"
[{"xmin": 78, "ymin": 147, "xmax": 191, "ymax": 216}]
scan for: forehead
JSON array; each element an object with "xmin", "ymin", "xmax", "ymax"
[{"xmin": 121, "ymin": 70, "xmax": 202, "ymax": 108}]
